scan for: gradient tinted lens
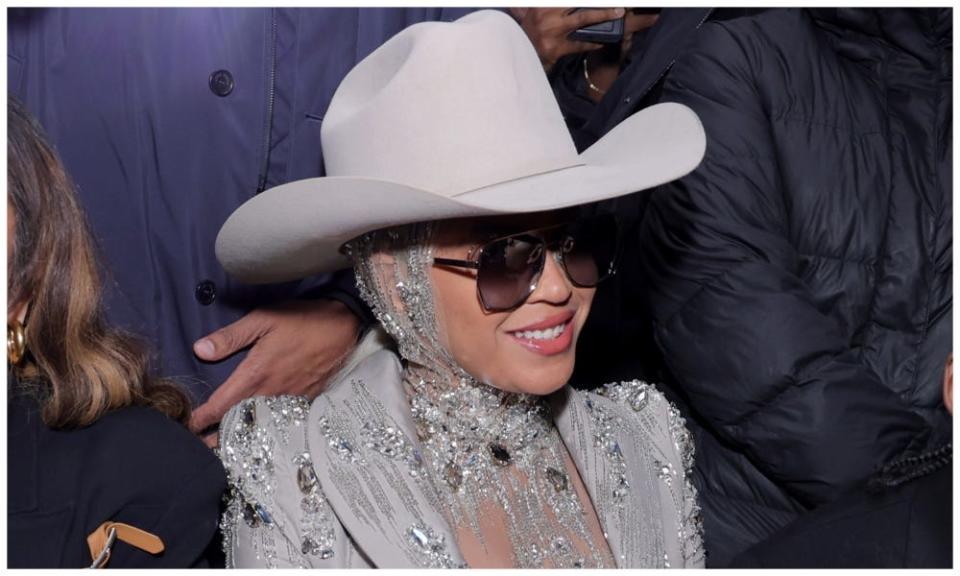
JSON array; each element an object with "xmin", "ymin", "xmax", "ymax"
[
  {"xmin": 476, "ymin": 235, "xmax": 544, "ymax": 310},
  {"xmin": 561, "ymin": 216, "xmax": 619, "ymax": 287}
]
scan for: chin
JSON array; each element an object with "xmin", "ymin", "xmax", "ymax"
[{"xmin": 506, "ymin": 360, "xmax": 574, "ymax": 396}]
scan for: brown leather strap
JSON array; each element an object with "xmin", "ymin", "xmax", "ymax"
[{"xmin": 87, "ymin": 521, "xmax": 165, "ymax": 568}]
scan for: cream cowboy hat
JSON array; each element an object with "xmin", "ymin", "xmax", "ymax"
[{"xmin": 216, "ymin": 10, "xmax": 706, "ymax": 284}]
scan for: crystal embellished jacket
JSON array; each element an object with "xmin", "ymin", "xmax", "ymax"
[{"xmin": 218, "ymin": 336, "xmax": 705, "ymax": 568}]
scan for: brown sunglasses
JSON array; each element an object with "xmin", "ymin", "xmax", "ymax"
[{"xmin": 433, "ymin": 214, "xmax": 620, "ymax": 312}]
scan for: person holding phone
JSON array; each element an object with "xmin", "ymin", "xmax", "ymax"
[
  {"xmin": 509, "ymin": 8, "xmax": 657, "ymax": 76},
  {"xmin": 509, "ymin": 8, "xmax": 644, "ymax": 73}
]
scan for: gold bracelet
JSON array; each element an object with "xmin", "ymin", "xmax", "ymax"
[{"xmin": 582, "ymin": 57, "xmax": 606, "ymax": 96}]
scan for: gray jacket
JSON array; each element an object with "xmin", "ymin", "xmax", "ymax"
[{"xmin": 219, "ymin": 335, "xmax": 704, "ymax": 568}]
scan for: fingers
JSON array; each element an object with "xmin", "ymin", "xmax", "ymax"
[
  {"xmin": 189, "ymin": 352, "xmax": 264, "ymax": 434},
  {"xmin": 567, "ymin": 40, "xmax": 605, "ymax": 55},
  {"xmin": 518, "ymin": 7, "xmax": 623, "ymax": 72},
  {"xmin": 529, "ymin": 7, "xmax": 571, "ymax": 21},
  {"xmin": 201, "ymin": 431, "xmax": 219, "ymax": 450},
  {"xmin": 625, "ymin": 13, "xmax": 659, "ymax": 34},
  {"xmin": 194, "ymin": 311, "xmax": 268, "ymax": 362},
  {"xmin": 567, "ymin": 7, "xmax": 625, "ymax": 31},
  {"xmin": 187, "ymin": 299, "xmax": 362, "ymax": 438}
]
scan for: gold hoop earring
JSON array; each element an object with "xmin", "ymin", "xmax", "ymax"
[{"xmin": 8, "ymin": 320, "xmax": 27, "ymax": 366}]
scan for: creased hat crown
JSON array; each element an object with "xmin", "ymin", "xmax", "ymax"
[
  {"xmin": 320, "ymin": 10, "xmax": 580, "ymax": 195},
  {"xmin": 216, "ymin": 10, "xmax": 707, "ymax": 284}
]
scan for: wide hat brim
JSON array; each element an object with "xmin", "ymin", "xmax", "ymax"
[{"xmin": 216, "ymin": 102, "xmax": 705, "ymax": 284}]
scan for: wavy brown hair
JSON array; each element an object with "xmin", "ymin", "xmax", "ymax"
[{"xmin": 7, "ymin": 97, "xmax": 192, "ymax": 428}]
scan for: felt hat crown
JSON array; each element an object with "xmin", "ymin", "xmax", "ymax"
[{"xmin": 216, "ymin": 10, "xmax": 705, "ymax": 283}]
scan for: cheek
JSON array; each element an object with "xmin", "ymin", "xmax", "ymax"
[
  {"xmin": 429, "ymin": 266, "xmax": 502, "ymax": 373},
  {"xmin": 489, "ymin": 285, "xmax": 598, "ymax": 394},
  {"xmin": 508, "ymin": 286, "xmax": 596, "ymax": 387},
  {"xmin": 427, "ymin": 271, "xmax": 597, "ymax": 392},
  {"xmin": 574, "ymin": 286, "xmax": 596, "ymax": 329}
]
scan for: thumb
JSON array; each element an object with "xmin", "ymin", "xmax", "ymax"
[{"xmin": 194, "ymin": 312, "xmax": 266, "ymax": 362}]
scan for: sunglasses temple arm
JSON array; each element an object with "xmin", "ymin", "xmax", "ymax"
[{"xmin": 432, "ymin": 257, "xmax": 480, "ymax": 270}]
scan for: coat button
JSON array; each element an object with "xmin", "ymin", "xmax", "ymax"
[
  {"xmin": 195, "ymin": 280, "xmax": 217, "ymax": 305},
  {"xmin": 209, "ymin": 70, "xmax": 235, "ymax": 97}
]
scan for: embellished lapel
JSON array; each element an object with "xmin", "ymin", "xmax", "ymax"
[
  {"xmin": 306, "ymin": 348, "xmax": 674, "ymax": 569},
  {"xmin": 551, "ymin": 385, "xmax": 669, "ymax": 568},
  {"xmin": 306, "ymin": 349, "xmax": 466, "ymax": 568}
]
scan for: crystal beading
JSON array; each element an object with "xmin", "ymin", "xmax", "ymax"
[
  {"xmin": 293, "ymin": 451, "xmax": 337, "ymax": 559},
  {"xmin": 406, "ymin": 523, "xmax": 462, "ymax": 568},
  {"xmin": 220, "ymin": 396, "xmax": 328, "ymax": 568},
  {"xmin": 349, "ymin": 226, "xmax": 613, "ymax": 568}
]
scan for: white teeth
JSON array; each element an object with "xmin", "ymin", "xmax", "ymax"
[{"xmin": 514, "ymin": 322, "xmax": 566, "ymax": 341}]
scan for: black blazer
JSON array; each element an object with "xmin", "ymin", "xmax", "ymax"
[{"xmin": 8, "ymin": 386, "xmax": 227, "ymax": 568}]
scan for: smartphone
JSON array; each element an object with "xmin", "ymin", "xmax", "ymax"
[{"xmin": 568, "ymin": 8, "xmax": 624, "ymax": 44}]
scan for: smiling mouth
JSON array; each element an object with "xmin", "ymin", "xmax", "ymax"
[
  {"xmin": 511, "ymin": 320, "xmax": 570, "ymax": 341},
  {"xmin": 506, "ymin": 312, "xmax": 576, "ymax": 356}
]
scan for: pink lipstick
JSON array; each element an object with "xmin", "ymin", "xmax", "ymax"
[{"xmin": 507, "ymin": 311, "xmax": 576, "ymax": 356}]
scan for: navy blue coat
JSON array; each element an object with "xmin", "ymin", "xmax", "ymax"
[
  {"xmin": 7, "ymin": 8, "xmax": 474, "ymax": 402},
  {"xmin": 640, "ymin": 8, "xmax": 951, "ymax": 564},
  {"xmin": 561, "ymin": 8, "xmax": 951, "ymax": 566},
  {"xmin": 730, "ymin": 448, "xmax": 952, "ymax": 568},
  {"xmin": 8, "ymin": 385, "xmax": 227, "ymax": 568}
]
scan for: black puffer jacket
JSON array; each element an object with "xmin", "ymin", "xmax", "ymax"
[{"xmin": 636, "ymin": 8, "xmax": 952, "ymax": 565}]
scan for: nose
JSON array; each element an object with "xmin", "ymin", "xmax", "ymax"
[{"xmin": 527, "ymin": 249, "xmax": 572, "ymax": 305}]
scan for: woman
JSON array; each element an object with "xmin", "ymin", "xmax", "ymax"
[
  {"xmin": 7, "ymin": 97, "xmax": 226, "ymax": 568},
  {"xmin": 216, "ymin": 11, "xmax": 706, "ymax": 568}
]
